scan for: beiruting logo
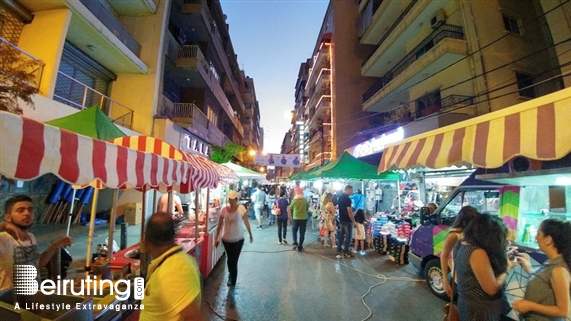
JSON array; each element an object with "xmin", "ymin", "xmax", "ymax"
[{"xmin": 14, "ymin": 265, "xmax": 145, "ymax": 311}]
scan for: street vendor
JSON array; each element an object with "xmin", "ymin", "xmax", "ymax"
[
  {"xmin": 157, "ymin": 190, "xmax": 184, "ymax": 215},
  {"xmin": 0, "ymin": 195, "xmax": 73, "ymax": 291}
]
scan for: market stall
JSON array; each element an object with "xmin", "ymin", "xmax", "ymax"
[
  {"xmin": 0, "ymin": 111, "xmax": 191, "ymax": 320},
  {"xmin": 376, "ymin": 88, "xmax": 571, "ymax": 317}
]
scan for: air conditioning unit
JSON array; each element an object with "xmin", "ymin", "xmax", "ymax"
[
  {"xmin": 509, "ymin": 156, "xmax": 542, "ymax": 173},
  {"xmin": 430, "ymin": 10, "xmax": 446, "ymax": 29}
]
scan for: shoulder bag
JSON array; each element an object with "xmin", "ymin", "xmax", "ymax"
[{"xmin": 442, "ymin": 269, "xmax": 459, "ymax": 321}]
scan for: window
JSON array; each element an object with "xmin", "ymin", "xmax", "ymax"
[
  {"xmin": 439, "ymin": 189, "xmax": 500, "ymax": 225},
  {"xmin": 503, "ymin": 14, "xmax": 521, "ymax": 34},
  {"xmin": 516, "ymin": 72, "xmax": 535, "ymax": 98},
  {"xmin": 207, "ymin": 105, "xmax": 218, "ymax": 126}
]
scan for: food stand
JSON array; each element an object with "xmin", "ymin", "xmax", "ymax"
[{"xmin": 0, "ymin": 112, "xmax": 192, "ymax": 320}]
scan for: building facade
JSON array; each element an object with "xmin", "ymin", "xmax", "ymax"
[
  {"xmin": 357, "ymin": 0, "xmax": 565, "ymax": 154},
  {"xmin": 0, "ymin": 0, "xmax": 262, "ymax": 156}
]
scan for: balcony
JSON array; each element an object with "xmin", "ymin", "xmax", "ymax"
[
  {"xmin": 305, "ymin": 43, "xmax": 331, "ymax": 89},
  {"xmin": 308, "ymin": 96, "xmax": 332, "ymax": 125},
  {"xmin": 360, "ymin": 0, "xmax": 414, "ymax": 45},
  {"xmin": 180, "ymin": 0, "xmax": 203, "ymax": 14},
  {"xmin": 107, "ymin": 0, "xmax": 158, "ymax": 15},
  {"xmin": 362, "ymin": 0, "xmax": 448, "ymax": 75},
  {"xmin": 78, "ymin": 0, "xmax": 141, "ymax": 57},
  {"xmin": 158, "ymin": 96, "xmax": 230, "ymax": 146},
  {"xmin": 382, "ymin": 93, "xmax": 474, "ymax": 125},
  {"xmin": 0, "ymin": 37, "xmax": 45, "ymax": 91},
  {"xmin": 53, "ymin": 71, "xmax": 133, "ymax": 129},
  {"xmin": 363, "ymin": 24, "xmax": 468, "ymax": 112}
]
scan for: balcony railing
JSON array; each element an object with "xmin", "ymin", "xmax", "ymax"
[
  {"xmin": 0, "ymin": 37, "xmax": 45, "ymax": 89},
  {"xmin": 359, "ymin": 0, "xmax": 385, "ymax": 36},
  {"xmin": 363, "ymin": 24, "xmax": 465, "ymax": 102},
  {"xmin": 78, "ymin": 0, "xmax": 141, "ymax": 57},
  {"xmin": 383, "ymin": 93, "xmax": 475, "ymax": 124},
  {"xmin": 53, "ymin": 71, "xmax": 133, "ymax": 129},
  {"xmin": 441, "ymin": 94, "xmax": 474, "ymax": 108}
]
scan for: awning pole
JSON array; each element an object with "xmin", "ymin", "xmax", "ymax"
[
  {"xmin": 66, "ymin": 189, "xmax": 77, "ymax": 236},
  {"xmin": 140, "ymin": 187, "xmax": 148, "ymax": 279},
  {"xmin": 85, "ymin": 188, "xmax": 99, "ymax": 278},
  {"xmin": 107, "ymin": 189, "xmax": 118, "ymax": 263}
]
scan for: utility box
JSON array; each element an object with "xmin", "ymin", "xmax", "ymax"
[{"xmin": 124, "ymin": 202, "xmax": 143, "ymax": 225}]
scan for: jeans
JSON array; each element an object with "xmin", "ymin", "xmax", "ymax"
[
  {"xmin": 292, "ymin": 219, "xmax": 307, "ymax": 250},
  {"xmin": 222, "ymin": 239, "xmax": 244, "ymax": 286},
  {"xmin": 277, "ymin": 218, "xmax": 288, "ymax": 242},
  {"xmin": 337, "ymin": 221, "xmax": 353, "ymax": 254}
]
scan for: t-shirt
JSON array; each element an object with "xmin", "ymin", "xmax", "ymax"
[
  {"xmin": 276, "ymin": 198, "xmax": 289, "ymax": 219},
  {"xmin": 252, "ymin": 190, "xmax": 266, "ymax": 208},
  {"xmin": 350, "ymin": 193, "xmax": 365, "ymax": 210},
  {"xmin": 375, "ymin": 188, "xmax": 383, "ymax": 201},
  {"xmin": 220, "ymin": 205, "xmax": 247, "ymax": 242},
  {"xmin": 338, "ymin": 193, "xmax": 353, "ymax": 222},
  {"xmin": 0, "ymin": 231, "xmax": 40, "ymax": 291},
  {"xmin": 140, "ymin": 246, "xmax": 201, "ymax": 321},
  {"xmin": 289, "ymin": 197, "xmax": 308, "ymax": 220}
]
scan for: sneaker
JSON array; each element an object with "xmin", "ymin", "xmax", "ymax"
[
  {"xmin": 282, "ymin": 240, "xmax": 288, "ymax": 245},
  {"xmin": 360, "ymin": 251, "xmax": 366, "ymax": 256},
  {"xmin": 278, "ymin": 241, "xmax": 283, "ymax": 245},
  {"xmin": 343, "ymin": 253, "xmax": 354, "ymax": 258},
  {"xmin": 256, "ymin": 226, "xmax": 263, "ymax": 230},
  {"xmin": 335, "ymin": 254, "xmax": 342, "ymax": 259},
  {"xmin": 298, "ymin": 247, "xmax": 304, "ymax": 252}
]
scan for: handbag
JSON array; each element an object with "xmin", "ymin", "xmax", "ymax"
[
  {"xmin": 271, "ymin": 203, "xmax": 281, "ymax": 215},
  {"xmin": 442, "ymin": 269, "xmax": 459, "ymax": 321}
]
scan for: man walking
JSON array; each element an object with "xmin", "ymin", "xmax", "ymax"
[
  {"xmin": 288, "ymin": 187, "xmax": 309, "ymax": 252},
  {"xmin": 337, "ymin": 185, "xmax": 356, "ymax": 258},
  {"xmin": 0, "ymin": 195, "xmax": 72, "ymax": 291},
  {"xmin": 251, "ymin": 186, "xmax": 267, "ymax": 230},
  {"xmin": 140, "ymin": 212, "xmax": 204, "ymax": 320}
]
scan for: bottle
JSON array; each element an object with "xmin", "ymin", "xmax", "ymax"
[{"xmin": 521, "ymin": 224, "xmax": 531, "ymax": 243}]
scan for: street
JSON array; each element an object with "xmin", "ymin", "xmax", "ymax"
[{"xmin": 201, "ymin": 219, "xmax": 445, "ymax": 321}]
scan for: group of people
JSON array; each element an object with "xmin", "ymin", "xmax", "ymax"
[{"xmin": 440, "ymin": 206, "xmax": 571, "ymax": 321}]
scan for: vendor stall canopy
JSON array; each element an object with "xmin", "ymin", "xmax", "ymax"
[
  {"xmin": 223, "ymin": 162, "xmax": 266, "ymax": 180},
  {"xmin": 308, "ymin": 152, "xmax": 398, "ymax": 180},
  {"xmin": 379, "ymin": 88, "xmax": 571, "ymax": 172},
  {"xmin": 0, "ymin": 112, "xmax": 190, "ymax": 190},
  {"xmin": 45, "ymin": 106, "xmax": 126, "ymax": 140}
]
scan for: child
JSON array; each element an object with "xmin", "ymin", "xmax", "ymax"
[
  {"xmin": 365, "ymin": 211, "xmax": 373, "ymax": 249},
  {"xmin": 353, "ymin": 209, "xmax": 366, "ymax": 255}
]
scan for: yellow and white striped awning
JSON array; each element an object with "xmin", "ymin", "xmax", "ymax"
[{"xmin": 378, "ymin": 88, "xmax": 571, "ymax": 172}]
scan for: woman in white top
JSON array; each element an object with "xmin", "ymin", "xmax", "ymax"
[{"xmin": 215, "ymin": 190, "xmax": 253, "ymax": 287}]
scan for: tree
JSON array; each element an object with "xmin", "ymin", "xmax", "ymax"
[
  {"xmin": 0, "ymin": 40, "xmax": 42, "ymax": 115},
  {"xmin": 210, "ymin": 142, "xmax": 245, "ymax": 164}
]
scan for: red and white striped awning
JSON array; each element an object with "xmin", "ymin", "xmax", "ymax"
[
  {"xmin": 111, "ymin": 136, "xmax": 223, "ymax": 192},
  {"xmin": 0, "ymin": 112, "xmax": 190, "ymax": 190},
  {"xmin": 378, "ymin": 88, "xmax": 571, "ymax": 172}
]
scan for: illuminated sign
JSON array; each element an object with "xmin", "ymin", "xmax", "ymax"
[
  {"xmin": 182, "ymin": 134, "xmax": 210, "ymax": 156},
  {"xmin": 353, "ymin": 127, "xmax": 404, "ymax": 158}
]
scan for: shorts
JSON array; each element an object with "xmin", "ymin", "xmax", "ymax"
[{"xmin": 353, "ymin": 224, "xmax": 365, "ymax": 240}]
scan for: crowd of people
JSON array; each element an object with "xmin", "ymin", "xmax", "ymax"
[{"xmin": 1, "ymin": 191, "xmax": 570, "ymax": 320}]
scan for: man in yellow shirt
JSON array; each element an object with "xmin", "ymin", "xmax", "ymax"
[{"xmin": 140, "ymin": 212, "xmax": 203, "ymax": 321}]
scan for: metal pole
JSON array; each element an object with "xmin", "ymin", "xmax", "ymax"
[
  {"xmin": 152, "ymin": 190, "xmax": 158, "ymax": 213},
  {"xmin": 140, "ymin": 188, "xmax": 148, "ymax": 279},
  {"xmin": 107, "ymin": 190, "xmax": 118, "ymax": 262},
  {"xmin": 65, "ymin": 189, "xmax": 77, "ymax": 236},
  {"xmin": 195, "ymin": 189, "xmax": 200, "ymax": 242},
  {"xmin": 85, "ymin": 188, "xmax": 99, "ymax": 277}
]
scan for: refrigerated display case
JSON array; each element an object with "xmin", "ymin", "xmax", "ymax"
[{"xmin": 200, "ymin": 184, "xmax": 230, "ymax": 277}]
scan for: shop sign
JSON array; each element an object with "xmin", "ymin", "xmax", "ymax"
[
  {"xmin": 353, "ymin": 127, "xmax": 404, "ymax": 158},
  {"xmin": 182, "ymin": 134, "xmax": 209, "ymax": 156}
]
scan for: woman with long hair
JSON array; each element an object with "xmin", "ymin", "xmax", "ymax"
[
  {"xmin": 512, "ymin": 219, "xmax": 571, "ymax": 320},
  {"xmin": 453, "ymin": 214, "xmax": 516, "ymax": 321},
  {"xmin": 441, "ymin": 206, "xmax": 480, "ymax": 298},
  {"xmin": 321, "ymin": 193, "xmax": 336, "ymax": 248}
]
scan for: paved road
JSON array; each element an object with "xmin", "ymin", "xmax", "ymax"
[{"xmin": 202, "ymin": 218, "xmax": 445, "ymax": 321}]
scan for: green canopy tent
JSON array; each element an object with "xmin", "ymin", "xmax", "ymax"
[
  {"xmin": 296, "ymin": 160, "xmax": 331, "ymax": 181},
  {"xmin": 223, "ymin": 162, "xmax": 267, "ymax": 180},
  {"xmin": 307, "ymin": 151, "xmax": 399, "ymax": 180},
  {"xmin": 45, "ymin": 106, "xmax": 126, "ymax": 141}
]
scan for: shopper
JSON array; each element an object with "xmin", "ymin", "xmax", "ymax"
[
  {"xmin": 337, "ymin": 185, "xmax": 356, "ymax": 258},
  {"xmin": 353, "ymin": 209, "xmax": 366, "ymax": 255},
  {"xmin": 441, "ymin": 206, "xmax": 480, "ymax": 299},
  {"xmin": 140, "ymin": 212, "xmax": 204, "ymax": 321},
  {"xmin": 275, "ymin": 191, "xmax": 289, "ymax": 245},
  {"xmin": 288, "ymin": 187, "xmax": 309, "ymax": 252},
  {"xmin": 266, "ymin": 188, "xmax": 277, "ymax": 226},
  {"xmin": 512, "ymin": 219, "xmax": 571, "ymax": 321},
  {"xmin": 215, "ymin": 190, "xmax": 254, "ymax": 287},
  {"xmin": 251, "ymin": 186, "xmax": 266, "ymax": 230},
  {"xmin": 321, "ymin": 193, "xmax": 336, "ymax": 248},
  {"xmin": 453, "ymin": 214, "xmax": 516, "ymax": 321},
  {"xmin": 0, "ymin": 195, "xmax": 72, "ymax": 291}
]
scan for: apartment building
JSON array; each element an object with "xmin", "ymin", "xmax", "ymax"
[
  {"xmin": 358, "ymin": 0, "xmax": 565, "ymax": 142},
  {"xmin": 295, "ymin": 1, "xmax": 377, "ymax": 170},
  {"xmin": 1, "ymin": 0, "xmax": 261, "ymax": 158}
]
